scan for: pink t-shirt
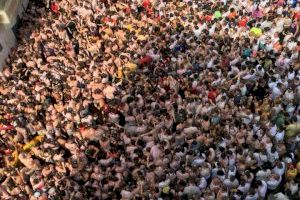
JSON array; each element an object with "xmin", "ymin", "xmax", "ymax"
[
  {"xmin": 150, "ymin": 145, "xmax": 161, "ymax": 160},
  {"xmin": 252, "ymin": 8, "xmax": 264, "ymax": 18}
]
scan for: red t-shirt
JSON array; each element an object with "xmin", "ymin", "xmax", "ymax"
[
  {"xmin": 103, "ymin": 17, "xmax": 116, "ymax": 24},
  {"xmin": 79, "ymin": 126, "xmax": 85, "ymax": 133},
  {"xmin": 294, "ymin": 12, "xmax": 300, "ymax": 20},
  {"xmin": 208, "ymin": 90, "xmax": 218, "ymax": 103},
  {"xmin": 155, "ymin": 15, "xmax": 161, "ymax": 22},
  {"xmin": 277, "ymin": 0, "xmax": 285, "ymax": 6},
  {"xmin": 238, "ymin": 17, "xmax": 248, "ymax": 27},
  {"xmin": 107, "ymin": 152, "xmax": 118, "ymax": 158},
  {"xmin": 103, "ymin": 104, "xmax": 110, "ymax": 114},
  {"xmin": 221, "ymin": 56, "xmax": 230, "ymax": 71},
  {"xmin": 147, "ymin": 7, "xmax": 153, "ymax": 15},
  {"xmin": 143, "ymin": 0, "xmax": 151, "ymax": 9},
  {"xmin": 51, "ymin": 3, "xmax": 59, "ymax": 13},
  {"xmin": 0, "ymin": 124, "xmax": 14, "ymax": 131},
  {"xmin": 103, "ymin": 17, "xmax": 110, "ymax": 23},
  {"xmin": 139, "ymin": 55, "xmax": 153, "ymax": 65},
  {"xmin": 125, "ymin": 6, "xmax": 131, "ymax": 14}
]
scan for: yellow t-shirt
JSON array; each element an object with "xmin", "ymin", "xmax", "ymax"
[
  {"xmin": 103, "ymin": 27, "xmax": 113, "ymax": 35},
  {"xmin": 125, "ymin": 62, "xmax": 137, "ymax": 72},
  {"xmin": 124, "ymin": 24, "xmax": 134, "ymax": 32},
  {"xmin": 137, "ymin": 35, "xmax": 147, "ymax": 41},
  {"xmin": 250, "ymin": 27, "xmax": 262, "ymax": 37},
  {"xmin": 286, "ymin": 169, "xmax": 297, "ymax": 179},
  {"xmin": 116, "ymin": 68, "xmax": 124, "ymax": 79}
]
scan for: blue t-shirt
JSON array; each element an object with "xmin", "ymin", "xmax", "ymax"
[{"xmin": 243, "ymin": 49, "xmax": 252, "ymax": 58}]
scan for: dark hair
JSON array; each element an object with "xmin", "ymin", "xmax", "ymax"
[{"xmin": 217, "ymin": 170, "xmax": 224, "ymax": 176}]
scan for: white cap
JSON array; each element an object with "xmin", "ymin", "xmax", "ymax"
[{"xmin": 34, "ymin": 191, "xmax": 41, "ymax": 197}]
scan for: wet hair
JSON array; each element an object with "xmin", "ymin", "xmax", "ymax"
[
  {"xmin": 256, "ymin": 180, "xmax": 262, "ymax": 186},
  {"xmin": 271, "ymin": 146, "xmax": 276, "ymax": 153},
  {"xmin": 285, "ymin": 189, "xmax": 292, "ymax": 196},
  {"xmin": 217, "ymin": 170, "xmax": 224, "ymax": 176},
  {"xmin": 240, "ymin": 179, "xmax": 246, "ymax": 186}
]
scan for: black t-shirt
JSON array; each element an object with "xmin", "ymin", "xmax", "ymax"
[
  {"xmin": 251, "ymin": 84, "xmax": 268, "ymax": 100},
  {"xmin": 118, "ymin": 112, "xmax": 126, "ymax": 126},
  {"xmin": 73, "ymin": 40, "xmax": 80, "ymax": 55},
  {"xmin": 178, "ymin": 88, "xmax": 185, "ymax": 99}
]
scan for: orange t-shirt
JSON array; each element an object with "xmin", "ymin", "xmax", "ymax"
[
  {"xmin": 228, "ymin": 12, "xmax": 237, "ymax": 19},
  {"xmin": 205, "ymin": 15, "xmax": 213, "ymax": 22},
  {"xmin": 274, "ymin": 42, "xmax": 282, "ymax": 52}
]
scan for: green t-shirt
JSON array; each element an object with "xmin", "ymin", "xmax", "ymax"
[
  {"xmin": 264, "ymin": 59, "xmax": 272, "ymax": 69},
  {"xmin": 259, "ymin": 42, "xmax": 265, "ymax": 50},
  {"xmin": 214, "ymin": 11, "xmax": 222, "ymax": 19},
  {"xmin": 274, "ymin": 112, "xmax": 285, "ymax": 129}
]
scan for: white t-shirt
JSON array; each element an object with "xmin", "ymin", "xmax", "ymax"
[
  {"xmin": 121, "ymin": 190, "xmax": 132, "ymax": 199},
  {"xmin": 198, "ymin": 177, "xmax": 207, "ymax": 190},
  {"xmin": 268, "ymin": 150, "xmax": 279, "ymax": 163},
  {"xmin": 228, "ymin": 166, "xmax": 237, "ymax": 177},
  {"xmin": 224, "ymin": 178, "xmax": 239, "ymax": 189},
  {"xmin": 288, "ymin": 71, "xmax": 295, "ymax": 80},
  {"xmin": 261, "ymin": 21, "xmax": 272, "ymax": 29},
  {"xmin": 256, "ymin": 66, "xmax": 265, "ymax": 77},
  {"xmin": 287, "ymin": 41, "xmax": 297, "ymax": 50},
  {"xmin": 256, "ymin": 169, "xmax": 271, "ymax": 180},
  {"xmin": 284, "ymin": 90, "xmax": 294, "ymax": 101},
  {"xmin": 272, "ymin": 162, "xmax": 286, "ymax": 176},
  {"xmin": 238, "ymin": 182, "xmax": 251, "ymax": 194},
  {"xmin": 209, "ymin": 24, "xmax": 216, "ymax": 36},
  {"xmin": 253, "ymin": 152, "xmax": 263, "ymax": 166},
  {"xmin": 275, "ymin": 130, "xmax": 285, "ymax": 142},
  {"xmin": 258, "ymin": 180, "xmax": 268, "ymax": 198},
  {"xmin": 267, "ymin": 176, "xmax": 282, "ymax": 190},
  {"xmin": 245, "ymin": 193, "xmax": 259, "ymax": 200},
  {"xmin": 271, "ymin": 86, "xmax": 282, "ymax": 100},
  {"xmin": 269, "ymin": 125, "xmax": 277, "ymax": 137}
]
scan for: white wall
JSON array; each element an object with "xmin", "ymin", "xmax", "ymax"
[
  {"xmin": 0, "ymin": 25, "xmax": 16, "ymax": 67},
  {"xmin": 0, "ymin": 0, "xmax": 29, "ymax": 69}
]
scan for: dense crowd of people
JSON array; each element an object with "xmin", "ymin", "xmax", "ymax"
[{"xmin": 0, "ymin": 0, "xmax": 300, "ymax": 199}]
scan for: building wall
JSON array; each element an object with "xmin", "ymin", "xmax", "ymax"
[
  {"xmin": 0, "ymin": 0, "xmax": 29, "ymax": 69},
  {"xmin": 0, "ymin": 26, "xmax": 16, "ymax": 67}
]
